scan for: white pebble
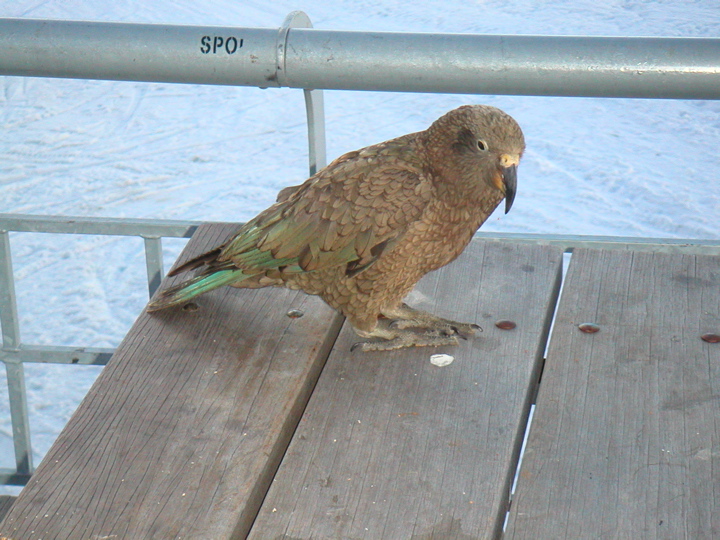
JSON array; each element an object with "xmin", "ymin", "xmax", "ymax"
[{"xmin": 430, "ymin": 353, "xmax": 454, "ymax": 367}]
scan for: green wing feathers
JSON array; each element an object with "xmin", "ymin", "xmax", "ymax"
[
  {"xmin": 147, "ymin": 140, "xmax": 433, "ymax": 312},
  {"xmin": 146, "ymin": 268, "xmax": 245, "ymax": 311}
]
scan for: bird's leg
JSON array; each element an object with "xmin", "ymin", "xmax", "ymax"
[
  {"xmin": 381, "ymin": 303, "xmax": 481, "ymax": 339},
  {"xmin": 350, "ymin": 318, "xmax": 459, "ymax": 352}
]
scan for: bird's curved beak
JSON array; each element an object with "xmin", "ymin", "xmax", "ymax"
[{"xmin": 502, "ymin": 164, "xmax": 517, "ymax": 214}]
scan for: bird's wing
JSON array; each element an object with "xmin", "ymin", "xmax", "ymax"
[{"xmin": 218, "ymin": 141, "xmax": 434, "ymax": 277}]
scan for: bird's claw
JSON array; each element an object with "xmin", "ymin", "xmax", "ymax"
[
  {"xmin": 388, "ymin": 318, "xmax": 481, "ymax": 339},
  {"xmin": 352, "ymin": 333, "xmax": 460, "ymax": 352},
  {"xmin": 353, "ymin": 306, "xmax": 482, "ymax": 352}
]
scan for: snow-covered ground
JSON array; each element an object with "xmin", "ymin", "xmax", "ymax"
[{"xmin": 1, "ymin": 0, "xmax": 719, "ymax": 494}]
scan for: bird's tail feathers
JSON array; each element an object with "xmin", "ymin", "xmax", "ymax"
[
  {"xmin": 167, "ymin": 247, "xmax": 223, "ymax": 277},
  {"xmin": 146, "ymin": 269, "xmax": 242, "ymax": 312}
]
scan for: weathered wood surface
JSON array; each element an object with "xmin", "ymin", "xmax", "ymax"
[
  {"xmin": 506, "ymin": 249, "xmax": 720, "ymax": 539},
  {"xmin": 0, "ymin": 223, "xmax": 343, "ymax": 540},
  {"xmin": 249, "ymin": 241, "xmax": 563, "ymax": 540},
  {"xmin": 0, "ymin": 497, "xmax": 14, "ymax": 524}
]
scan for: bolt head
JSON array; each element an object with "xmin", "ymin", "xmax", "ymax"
[{"xmin": 578, "ymin": 322, "xmax": 600, "ymax": 334}]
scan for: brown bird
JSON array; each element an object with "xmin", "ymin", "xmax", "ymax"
[{"xmin": 147, "ymin": 105, "xmax": 525, "ymax": 351}]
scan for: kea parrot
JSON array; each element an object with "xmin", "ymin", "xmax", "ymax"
[{"xmin": 147, "ymin": 105, "xmax": 525, "ymax": 351}]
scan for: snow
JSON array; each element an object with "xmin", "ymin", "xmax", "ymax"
[{"xmin": 1, "ymin": 0, "xmax": 719, "ymax": 493}]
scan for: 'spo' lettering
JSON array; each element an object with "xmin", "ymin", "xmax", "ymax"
[{"xmin": 200, "ymin": 36, "xmax": 243, "ymax": 54}]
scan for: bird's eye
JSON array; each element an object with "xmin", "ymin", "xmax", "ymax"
[{"xmin": 477, "ymin": 140, "xmax": 488, "ymax": 151}]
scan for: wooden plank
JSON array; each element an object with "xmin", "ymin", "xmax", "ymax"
[
  {"xmin": 249, "ymin": 240, "xmax": 563, "ymax": 540},
  {"xmin": 506, "ymin": 249, "xmax": 720, "ymax": 539},
  {"xmin": 0, "ymin": 497, "xmax": 14, "ymax": 524},
  {"xmin": 0, "ymin": 223, "xmax": 344, "ymax": 540}
]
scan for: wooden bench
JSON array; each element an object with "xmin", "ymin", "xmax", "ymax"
[
  {"xmin": 0, "ymin": 223, "xmax": 717, "ymax": 539},
  {"xmin": 0, "ymin": 499, "xmax": 12, "ymax": 525}
]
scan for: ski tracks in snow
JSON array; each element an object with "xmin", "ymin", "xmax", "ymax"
[{"xmin": 1, "ymin": 0, "xmax": 719, "ymax": 493}]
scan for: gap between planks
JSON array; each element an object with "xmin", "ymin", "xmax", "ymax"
[
  {"xmin": 249, "ymin": 240, "xmax": 563, "ymax": 540},
  {"xmin": 506, "ymin": 249, "xmax": 720, "ymax": 539}
]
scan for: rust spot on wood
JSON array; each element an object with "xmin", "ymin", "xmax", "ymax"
[
  {"xmin": 495, "ymin": 320, "xmax": 516, "ymax": 330},
  {"xmin": 701, "ymin": 333, "xmax": 720, "ymax": 343}
]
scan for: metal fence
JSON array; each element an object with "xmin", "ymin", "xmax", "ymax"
[
  {"xmin": 1, "ymin": 10, "xmax": 719, "ymax": 487},
  {"xmin": 0, "ymin": 12, "xmax": 329, "ymax": 486},
  {"xmin": 2, "ymin": 16, "xmax": 720, "ymax": 99},
  {"xmin": 0, "ymin": 216, "xmax": 199, "ymax": 485}
]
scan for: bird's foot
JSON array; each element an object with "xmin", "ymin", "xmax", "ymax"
[
  {"xmin": 351, "ymin": 320, "xmax": 462, "ymax": 352},
  {"xmin": 389, "ymin": 319, "xmax": 479, "ymax": 339},
  {"xmin": 382, "ymin": 303, "xmax": 481, "ymax": 340},
  {"xmin": 351, "ymin": 327, "xmax": 459, "ymax": 352}
]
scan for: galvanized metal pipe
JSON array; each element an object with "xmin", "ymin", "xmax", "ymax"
[
  {"xmin": 280, "ymin": 11, "xmax": 327, "ymax": 174},
  {"xmin": 0, "ymin": 345, "xmax": 114, "ymax": 366},
  {"xmin": 474, "ymin": 231, "xmax": 720, "ymax": 256},
  {"xmin": 0, "ymin": 18, "xmax": 718, "ymax": 99},
  {"xmin": 0, "ymin": 467, "xmax": 31, "ymax": 486},
  {"xmin": 3, "ymin": 213, "xmax": 720, "ymax": 255},
  {"xmin": 0, "ymin": 231, "xmax": 20, "ymax": 350},
  {"xmin": 5, "ymin": 361, "xmax": 33, "ymax": 476},
  {"xmin": 143, "ymin": 236, "xmax": 164, "ymax": 298},
  {"xmin": 284, "ymin": 31, "xmax": 720, "ymax": 99},
  {"xmin": 0, "ymin": 232, "xmax": 33, "ymax": 475},
  {"xmin": 0, "ymin": 213, "xmax": 198, "ymax": 238}
]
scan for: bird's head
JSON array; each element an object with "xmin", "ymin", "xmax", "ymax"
[{"xmin": 422, "ymin": 105, "xmax": 525, "ymax": 213}]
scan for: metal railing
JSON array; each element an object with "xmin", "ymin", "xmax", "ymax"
[
  {"xmin": 1, "ymin": 17, "xmax": 719, "ymax": 99},
  {"xmin": 0, "ymin": 216, "xmax": 199, "ymax": 485},
  {"xmin": 0, "ymin": 11, "xmax": 329, "ymax": 486},
  {"xmin": 1, "ymin": 10, "xmax": 719, "ymax": 487}
]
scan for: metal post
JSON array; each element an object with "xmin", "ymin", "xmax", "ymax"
[
  {"xmin": 143, "ymin": 236, "xmax": 164, "ymax": 298},
  {"xmin": 0, "ymin": 231, "xmax": 33, "ymax": 475},
  {"xmin": 277, "ymin": 11, "xmax": 327, "ymax": 176},
  {"xmin": 303, "ymin": 89, "xmax": 327, "ymax": 176},
  {"xmin": 5, "ymin": 361, "xmax": 33, "ymax": 475},
  {"xmin": 0, "ymin": 231, "xmax": 20, "ymax": 350}
]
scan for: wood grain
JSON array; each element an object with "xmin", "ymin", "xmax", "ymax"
[
  {"xmin": 0, "ymin": 223, "xmax": 343, "ymax": 540},
  {"xmin": 506, "ymin": 249, "xmax": 720, "ymax": 539},
  {"xmin": 0, "ymin": 497, "xmax": 14, "ymax": 524},
  {"xmin": 249, "ymin": 240, "xmax": 563, "ymax": 540}
]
